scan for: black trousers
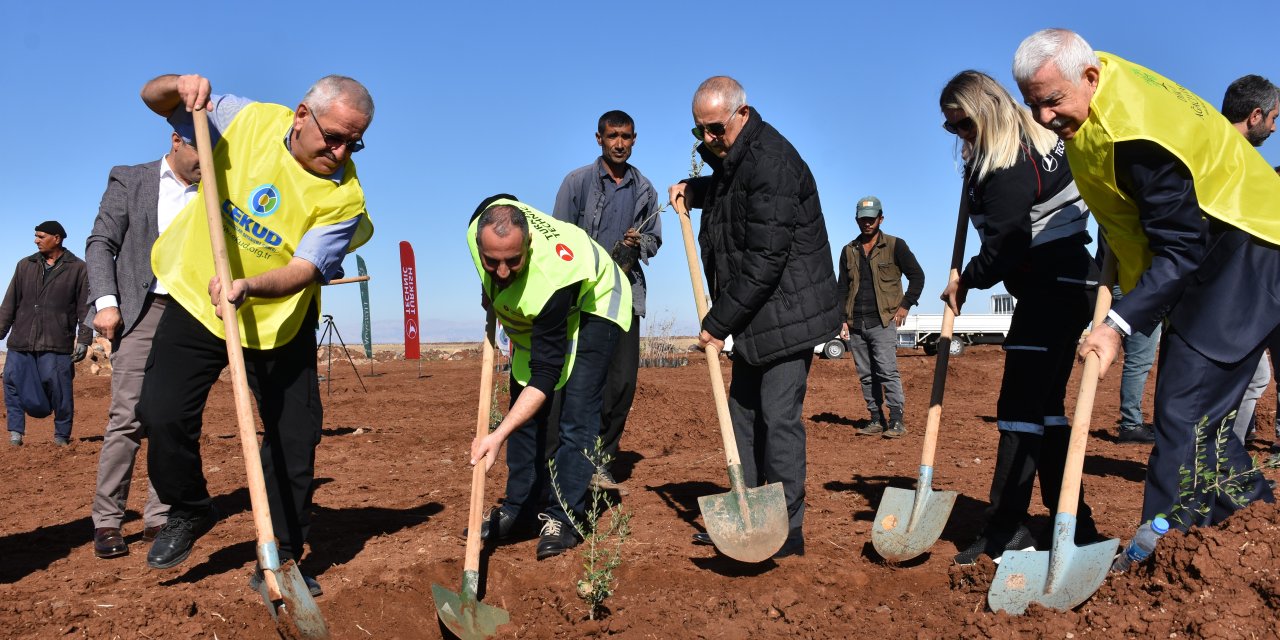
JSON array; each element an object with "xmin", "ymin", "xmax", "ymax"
[
  {"xmin": 599, "ymin": 314, "xmax": 640, "ymax": 466},
  {"xmin": 140, "ymin": 301, "xmax": 322, "ymax": 562},
  {"xmin": 728, "ymin": 350, "xmax": 813, "ymax": 539}
]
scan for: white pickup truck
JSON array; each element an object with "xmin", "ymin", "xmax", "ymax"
[{"xmin": 814, "ymin": 294, "xmax": 1016, "ymax": 359}]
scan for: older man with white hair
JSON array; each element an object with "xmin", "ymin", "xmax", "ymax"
[{"xmin": 1012, "ymin": 29, "xmax": 1280, "ymax": 532}]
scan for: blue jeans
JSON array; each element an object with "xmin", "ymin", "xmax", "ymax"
[
  {"xmin": 500, "ymin": 314, "xmax": 620, "ymax": 528},
  {"xmin": 3, "ymin": 350, "xmax": 74, "ymax": 438},
  {"xmin": 1114, "ymin": 286, "xmax": 1161, "ymax": 429}
]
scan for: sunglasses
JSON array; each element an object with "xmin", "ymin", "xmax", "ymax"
[
  {"xmin": 304, "ymin": 103, "xmax": 365, "ymax": 153},
  {"xmin": 942, "ymin": 117, "xmax": 976, "ymax": 135},
  {"xmin": 691, "ymin": 108, "xmax": 742, "ymax": 140}
]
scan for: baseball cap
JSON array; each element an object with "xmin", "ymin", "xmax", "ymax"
[{"xmin": 855, "ymin": 196, "xmax": 882, "ymax": 219}]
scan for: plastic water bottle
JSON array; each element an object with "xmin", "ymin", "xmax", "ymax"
[{"xmin": 1111, "ymin": 517, "xmax": 1170, "ymax": 572}]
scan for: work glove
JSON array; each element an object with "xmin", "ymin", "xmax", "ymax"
[{"xmin": 72, "ymin": 343, "xmax": 88, "ymax": 363}]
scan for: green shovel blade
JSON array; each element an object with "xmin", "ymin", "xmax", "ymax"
[
  {"xmin": 697, "ymin": 477, "xmax": 789, "ymax": 563},
  {"xmin": 988, "ymin": 513, "xmax": 1119, "ymax": 615},
  {"xmin": 432, "ymin": 570, "xmax": 509, "ymax": 640},
  {"xmin": 872, "ymin": 483, "xmax": 957, "ymax": 562}
]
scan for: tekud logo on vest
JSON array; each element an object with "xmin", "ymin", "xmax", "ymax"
[
  {"xmin": 555, "ymin": 244, "xmax": 574, "ymax": 261},
  {"xmin": 222, "ymin": 183, "xmax": 285, "ymax": 250}
]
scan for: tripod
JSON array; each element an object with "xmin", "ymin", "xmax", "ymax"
[{"xmin": 318, "ymin": 314, "xmax": 367, "ymax": 395}]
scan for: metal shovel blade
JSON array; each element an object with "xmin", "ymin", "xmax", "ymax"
[
  {"xmin": 988, "ymin": 513, "xmax": 1119, "ymax": 615},
  {"xmin": 432, "ymin": 570, "xmax": 510, "ymax": 640},
  {"xmin": 871, "ymin": 469, "xmax": 957, "ymax": 562},
  {"xmin": 697, "ymin": 471, "xmax": 789, "ymax": 563},
  {"xmin": 253, "ymin": 560, "xmax": 330, "ymax": 639}
]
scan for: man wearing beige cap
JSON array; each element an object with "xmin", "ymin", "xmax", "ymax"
[{"xmin": 837, "ymin": 196, "xmax": 924, "ymax": 438}]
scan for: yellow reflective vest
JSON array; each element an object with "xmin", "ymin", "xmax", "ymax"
[
  {"xmin": 467, "ymin": 199, "xmax": 631, "ymax": 388},
  {"xmin": 152, "ymin": 102, "xmax": 373, "ymax": 349},
  {"xmin": 1068, "ymin": 52, "xmax": 1280, "ymax": 291}
]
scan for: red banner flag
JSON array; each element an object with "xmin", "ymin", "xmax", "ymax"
[{"xmin": 399, "ymin": 241, "xmax": 420, "ymax": 360}]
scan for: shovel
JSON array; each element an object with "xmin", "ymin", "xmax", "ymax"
[
  {"xmin": 988, "ymin": 250, "xmax": 1120, "ymax": 615},
  {"xmin": 674, "ymin": 200, "xmax": 788, "ymax": 563},
  {"xmin": 871, "ymin": 203, "xmax": 969, "ymax": 561},
  {"xmin": 191, "ymin": 108, "xmax": 330, "ymax": 639},
  {"xmin": 431, "ymin": 313, "xmax": 510, "ymax": 638}
]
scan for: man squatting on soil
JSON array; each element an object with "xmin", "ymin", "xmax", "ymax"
[
  {"xmin": 0, "ymin": 221, "xmax": 91, "ymax": 447},
  {"xmin": 1220, "ymin": 74, "xmax": 1279, "ymax": 447},
  {"xmin": 838, "ymin": 195, "xmax": 924, "ymax": 439},
  {"xmin": 1014, "ymin": 29, "xmax": 1278, "ymax": 531},
  {"xmin": 467, "ymin": 197, "xmax": 632, "ymax": 561},
  {"xmin": 133, "ymin": 73, "xmax": 375, "ymax": 597},
  {"xmin": 85, "ymin": 126, "xmax": 204, "ymax": 559},
  {"xmin": 937, "ymin": 70, "xmax": 1100, "ymax": 565},
  {"xmin": 554, "ymin": 109, "xmax": 662, "ymax": 495},
  {"xmin": 670, "ymin": 76, "xmax": 840, "ymax": 558}
]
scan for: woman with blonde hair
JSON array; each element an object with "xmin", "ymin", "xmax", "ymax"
[{"xmin": 939, "ymin": 70, "xmax": 1101, "ymax": 565}]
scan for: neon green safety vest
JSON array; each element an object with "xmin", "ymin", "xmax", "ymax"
[
  {"xmin": 1068, "ymin": 52, "xmax": 1280, "ymax": 292},
  {"xmin": 152, "ymin": 102, "xmax": 374, "ymax": 349},
  {"xmin": 467, "ymin": 199, "xmax": 631, "ymax": 388}
]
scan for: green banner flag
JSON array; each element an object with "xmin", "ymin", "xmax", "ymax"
[{"xmin": 357, "ymin": 254, "xmax": 373, "ymax": 359}]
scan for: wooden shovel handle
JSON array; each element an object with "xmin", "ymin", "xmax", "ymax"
[
  {"xmin": 1056, "ymin": 247, "xmax": 1116, "ymax": 518},
  {"xmin": 674, "ymin": 202, "xmax": 741, "ymax": 468},
  {"xmin": 192, "ymin": 109, "xmax": 280, "ymax": 587},
  {"xmin": 920, "ymin": 198, "xmax": 970, "ymax": 469},
  {"xmin": 463, "ymin": 313, "xmax": 497, "ymax": 573}
]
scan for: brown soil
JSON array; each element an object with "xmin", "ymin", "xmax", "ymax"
[{"xmin": 0, "ymin": 346, "xmax": 1276, "ymax": 639}]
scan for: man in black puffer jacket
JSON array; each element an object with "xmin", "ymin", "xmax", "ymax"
[{"xmin": 670, "ymin": 76, "xmax": 840, "ymax": 558}]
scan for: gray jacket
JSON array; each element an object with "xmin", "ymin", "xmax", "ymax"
[
  {"xmin": 553, "ymin": 159, "xmax": 661, "ymax": 317},
  {"xmin": 85, "ymin": 161, "xmax": 162, "ymax": 337}
]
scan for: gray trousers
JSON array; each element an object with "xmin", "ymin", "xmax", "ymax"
[
  {"xmin": 1233, "ymin": 351, "xmax": 1272, "ymax": 444},
  {"xmin": 848, "ymin": 318, "xmax": 904, "ymax": 420},
  {"xmin": 91, "ymin": 296, "xmax": 170, "ymax": 529},
  {"xmin": 728, "ymin": 350, "xmax": 813, "ymax": 538}
]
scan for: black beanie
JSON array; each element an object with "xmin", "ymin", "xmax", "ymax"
[{"xmin": 35, "ymin": 220, "xmax": 67, "ymax": 239}]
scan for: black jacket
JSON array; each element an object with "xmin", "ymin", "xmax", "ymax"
[
  {"xmin": 0, "ymin": 250, "xmax": 92, "ymax": 353},
  {"xmin": 684, "ymin": 107, "xmax": 840, "ymax": 365}
]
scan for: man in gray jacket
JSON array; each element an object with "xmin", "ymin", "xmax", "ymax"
[
  {"xmin": 554, "ymin": 110, "xmax": 661, "ymax": 494},
  {"xmin": 83, "ymin": 127, "xmax": 198, "ymax": 558},
  {"xmin": 0, "ymin": 221, "xmax": 91, "ymax": 446}
]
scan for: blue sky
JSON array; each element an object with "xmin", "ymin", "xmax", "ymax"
[{"xmin": 1, "ymin": 1, "xmax": 1273, "ymax": 344}]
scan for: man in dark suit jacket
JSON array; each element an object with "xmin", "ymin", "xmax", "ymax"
[
  {"xmin": 85, "ymin": 128, "xmax": 199, "ymax": 559},
  {"xmin": 1015, "ymin": 29, "xmax": 1278, "ymax": 533}
]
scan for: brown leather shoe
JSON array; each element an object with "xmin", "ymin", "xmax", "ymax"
[
  {"xmin": 94, "ymin": 527, "xmax": 128, "ymax": 558},
  {"xmin": 142, "ymin": 525, "xmax": 164, "ymax": 543}
]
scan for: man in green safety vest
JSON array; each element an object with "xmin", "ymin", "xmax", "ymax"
[{"xmin": 466, "ymin": 196, "xmax": 632, "ymax": 560}]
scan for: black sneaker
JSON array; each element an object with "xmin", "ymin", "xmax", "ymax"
[
  {"xmin": 883, "ymin": 419, "xmax": 906, "ymax": 439},
  {"xmin": 773, "ymin": 536, "xmax": 805, "ymax": 559},
  {"xmin": 953, "ymin": 524, "xmax": 1037, "ymax": 565},
  {"xmin": 856, "ymin": 419, "xmax": 886, "ymax": 436},
  {"xmin": 462, "ymin": 507, "xmax": 520, "ymax": 542},
  {"xmin": 249, "ymin": 569, "xmax": 323, "ymax": 598},
  {"xmin": 692, "ymin": 532, "xmax": 714, "ymax": 545},
  {"xmin": 146, "ymin": 506, "xmax": 220, "ymax": 569},
  {"xmin": 535, "ymin": 513, "xmax": 579, "ymax": 560},
  {"xmin": 1118, "ymin": 424, "xmax": 1156, "ymax": 443}
]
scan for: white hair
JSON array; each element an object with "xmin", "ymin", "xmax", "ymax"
[
  {"xmin": 1013, "ymin": 29, "xmax": 1100, "ymax": 84},
  {"xmin": 693, "ymin": 76, "xmax": 747, "ymax": 113},
  {"xmin": 302, "ymin": 75, "xmax": 375, "ymax": 118}
]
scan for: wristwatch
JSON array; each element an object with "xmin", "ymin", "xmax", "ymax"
[{"xmin": 1102, "ymin": 316, "xmax": 1130, "ymax": 338}]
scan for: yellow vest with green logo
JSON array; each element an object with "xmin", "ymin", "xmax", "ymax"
[
  {"xmin": 467, "ymin": 199, "xmax": 631, "ymax": 388},
  {"xmin": 1068, "ymin": 52, "xmax": 1280, "ymax": 291},
  {"xmin": 152, "ymin": 102, "xmax": 373, "ymax": 349}
]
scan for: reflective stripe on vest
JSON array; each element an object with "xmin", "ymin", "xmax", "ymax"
[
  {"xmin": 1068, "ymin": 52, "xmax": 1280, "ymax": 292},
  {"xmin": 151, "ymin": 102, "xmax": 372, "ymax": 348}
]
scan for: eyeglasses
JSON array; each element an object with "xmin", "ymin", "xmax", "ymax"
[
  {"xmin": 691, "ymin": 108, "xmax": 742, "ymax": 140},
  {"xmin": 304, "ymin": 103, "xmax": 365, "ymax": 153},
  {"xmin": 942, "ymin": 117, "xmax": 976, "ymax": 135}
]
